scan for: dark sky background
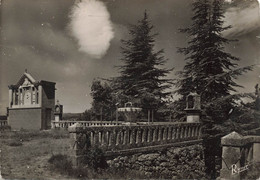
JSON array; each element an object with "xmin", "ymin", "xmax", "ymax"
[{"xmin": 0, "ymin": 0, "xmax": 260, "ymax": 114}]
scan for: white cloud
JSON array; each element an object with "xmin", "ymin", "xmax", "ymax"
[
  {"xmin": 224, "ymin": 1, "xmax": 260, "ymax": 37},
  {"xmin": 69, "ymin": 0, "xmax": 114, "ymax": 59}
]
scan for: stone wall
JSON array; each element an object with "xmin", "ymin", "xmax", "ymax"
[
  {"xmin": 8, "ymin": 108, "xmax": 42, "ymax": 130},
  {"xmin": 107, "ymin": 144, "xmax": 206, "ymax": 179}
]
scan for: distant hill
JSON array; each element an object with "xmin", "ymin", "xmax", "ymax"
[{"xmin": 62, "ymin": 113, "xmax": 83, "ymax": 120}]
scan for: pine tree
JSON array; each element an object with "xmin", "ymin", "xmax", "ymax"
[
  {"xmin": 176, "ymin": 0, "xmax": 252, "ymax": 103},
  {"xmin": 115, "ymin": 11, "xmax": 172, "ymax": 110},
  {"xmin": 176, "ymin": 0, "xmax": 253, "ymax": 178}
]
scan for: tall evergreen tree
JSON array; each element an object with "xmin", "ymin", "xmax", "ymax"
[
  {"xmin": 176, "ymin": 0, "xmax": 253, "ymax": 178},
  {"xmin": 115, "ymin": 11, "xmax": 172, "ymax": 110},
  {"xmin": 176, "ymin": 0, "xmax": 252, "ymax": 103}
]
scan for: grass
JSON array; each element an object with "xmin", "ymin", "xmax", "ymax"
[
  {"xmin": 47, "ymin": 153, "xmax": 147, "ymax": 179},
  {"xmin": 0, "ymin": 129, "xmax": 146, "ymax": 179},
  {"xmin": 0, "ymin": 129, "xmax": 71, "ymax": 179}
]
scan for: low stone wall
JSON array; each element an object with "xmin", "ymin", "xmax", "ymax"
[
  {"xmin": 68, "ymin": 122, "xmax": 202, "ymax": 167},
  {"xmin": 107, "ymin": 144, "xmax": 206, "ymax": 179}
]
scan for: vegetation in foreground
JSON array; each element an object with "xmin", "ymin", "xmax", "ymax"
[{"xmin": 0, "ymin": 130, "xmax": 146, "ymax": 179}]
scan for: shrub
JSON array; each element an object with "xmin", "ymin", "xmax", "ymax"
[
  {"xmin": 84, "ymin": 147, "xmax": 108, "ymax": 170},
  {"xmin": 48, "ymin": 154, "xmax": 73, "ymax": 174},
  {"xmin": 0, "ymin": 125, "xmax": 11, "ymax": 131},
  {"xmin": 7, "ymin": 140, "xmax": 23, "ymax": 147},
  {"xmin": 245, "ymin": 163, "xmax": 260, "ymax": 179}
]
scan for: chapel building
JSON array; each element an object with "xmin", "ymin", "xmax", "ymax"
[{"xmin": 8, "ymin": 71, "xmax": 56, "ymax": 130}]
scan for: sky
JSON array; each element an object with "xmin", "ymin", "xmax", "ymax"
[{"xmin": 0, "ymin": 0, "xmax": 260, "ymax": 114}]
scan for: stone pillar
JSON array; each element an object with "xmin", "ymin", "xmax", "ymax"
[
  {"xmin": 38, "ymin": 85, "xmax": 42, "ymax": 106},
  {"xmin": 30, "ymin": 87, "xmax": 33, "ymax": 105},
  {"xmin": 253, "ymin": 143, "xmax": 260, "ymax": 163},
  {"xmin": 68, "ymin": 123, "xmax": 85, "ymax": 167},
  {"xmin": 9, "ymin": 89, "xmax": 13, "ymax": 108},
  {"xmin": 22, "ymin": 88, "xmax": 25, "ymax": 105},
  {"xmin": 186, "ymin": 109, "xmax": 201, "ymax": 123},
  {"xmin": 220, "ymin": 132, "xmax": 245, "ymax": 180},
  {"xmin": 18, "ymin": 89, "xmax": 21, "ymax": 105}
]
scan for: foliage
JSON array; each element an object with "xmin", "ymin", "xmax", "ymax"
[
  {"xmin": 0, "ymin": 129, "xmax": 69, "ymax": 141},
  {"xmin": 245, "ymin": 162, "xmax": 260, "ymax": 179},
  {"xmin": 114, "ymin": 11, "xmax": 173, "ymax": 110},
  {"xmin": 175, "ymin": 0, "xmax": 254, "ymax": 178},
  {"xmin": 90, "ymin": 79, "xmax": 116, "ymax": 121},
  {"xmin": 0, "ymin": 125, "xmax": 11, "ymax": 131},
  {"xmin": 6, "ymin": 140, "xmax": 23, "ymax": 146},
  {"xmin": 176, "ymin": 0, "xmax": 253, "ymax": 104},
  {"xmin": 48, "ymin": 154, "xmax": 73, "ymax": 174},
  {"xmin": 201, "ymin": 92, "xmax": 259, "ymax": 177},
  {"xmin": 84, "ymin": 147, "xmax": 108, "ymax": 170}
]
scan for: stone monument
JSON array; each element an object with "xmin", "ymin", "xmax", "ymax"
[
  {"xmin": 54, "ymin": 100, "xmax": 63, "ymax": 121},
  {"xmin": 184, "ymin": 92, "xmax": 201, "ymax": 123}
]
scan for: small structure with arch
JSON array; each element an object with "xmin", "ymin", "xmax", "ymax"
[{"xmin": 184, "ymin": 93, "xmax": 201, "ymax": 123}]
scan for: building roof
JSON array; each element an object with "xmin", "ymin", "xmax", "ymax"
[
  {"xmin": 8, "ymin": 71, "xmax": 55, "ymax": 89},
  {"xmin": 16, "ymin": 72, "xmax": 37, "ymax": 86}
]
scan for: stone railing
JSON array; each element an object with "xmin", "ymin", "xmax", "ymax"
[
  {"xmin": 220, "ymin": 132, "xmax": 260, "ymax": 180},
  {"xmin": 0, "ymin": 120, "xmax": 8, "ymax": 127},
  {"xmin": 68, "ymin": 122, "xmax": 202, "ymax": 166},
  {"xmin": 51, "ymin": 120, "xmax": 123, "ymax": 129}
]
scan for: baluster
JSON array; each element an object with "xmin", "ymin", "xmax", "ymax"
[
  {"xmin": 247, "ymin": 145, "xmax": 253, "ymax": 163},
  {"xmin": 189, "ymin": 126, "xmax": 192, "ymax": 137},
  {"xmin": 94, "ymin": 131, "xmax": 99, "ymax": 145},
  {"xmin": 90, "ymin": 131, "xmax": 94, "ymax": 144},
  {"xmin": 115, "ymin": 131, "xmax": 119, "ymax": 146},
  {"xmin": 102, "ymin": 130, "xmax": 107, "ymax": 147},
  {"xmin": 144, "ymin": 128, "xmax": 148, "ymax": 143},
  {"xmin": 191, "ymin": 125, "xmax": 194, "ymax": 137},
  {"xmin": 188, "ymin": 126, "xmax": 191, "ymax": 137},
  {"xmin": 153, "ymin": 127, "xmax": 159, "ymax": 142},
  {"xmin": 136, "ymin": 129, "xmax": 140, "ymax": 144},
  {"xmin": 120, "ymin": 130, "xmax": 124, "ymax": 145},
  {"xmin": 167, "ymin": 127, "xmax": 171, "ymax": 140},
  {"xmin": 108, "ymin": 131, "xmax": 113, "ymax": 147},
  {"xmin": 132, "ymin": 129, "xmax": 137, "ymax": 145},
  {"xmin": 98, "ymin": 131, "xmax": 103, "ymax": 145},
  {"xmin": 176, "ymin": 127, "xmax": 180, "ymax": 139},
  {"xmin": 174, "ymin": 127, "xmax": 178, "ymax": 139},
  {"xmin": 124, "ymin": 129, "xmax": 128, "ymax": 145},
  {"xmin": 183, "ymin": 126, "xmax": 187, "ymax": 138},
  {"xmin": 163, "ymin": 128, "xmax": 167, "ymax": 141},
  {"xmin": 147, "ymin": 128, "xmax": 152, "ymax": 143},
  {"xmin": 195, "ymin": 125, "xmax": 199, "ymax": 136},
  {"xmin": 141, "ymin": 129, "xmax": 145, "ymax": 143},
  {"xmin": 158, "ymin": 128, "xmax": 161, "ymax": 141},
  {"xmin": 129, "ymin": 129, "xmax": 133, "ymax": 144},
  {"xmin": 186, "ymin": 126, "xmax": 190, "ymax": 138},
  {"xmin": 181, "ymin": 127, "xmax": 185, "ymax": 138}
]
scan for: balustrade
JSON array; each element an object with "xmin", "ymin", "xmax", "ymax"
[
  {"xmin": 69, "ymin": 122, "xmax": 202, "ymax": 154},
  {"xmin": 51, "ymin": 120, "xmax": 122, "ymax": 129},
  {"xmin": 0, "ymin": 120, "xmax": 8, "ymax": 127}
]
